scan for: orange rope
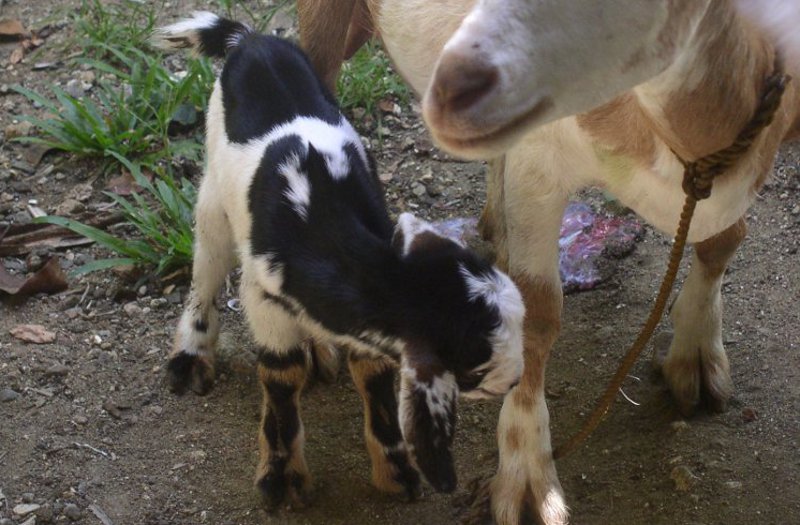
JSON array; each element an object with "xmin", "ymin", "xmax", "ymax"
[{"xmin": 553, "ymin": 55, "xmax": 789, "ymax": 460}]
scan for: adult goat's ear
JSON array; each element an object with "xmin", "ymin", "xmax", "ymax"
[
  {"xmin": 398, "ymin": 352, "xmax": 458, "ymax": 493},
  {"xmin": 392, "ymin": 213, "xmax": 454, "ymax": 257}
]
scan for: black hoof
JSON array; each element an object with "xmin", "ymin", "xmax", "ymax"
[{"xmin": 167, "ymin": 352, "xmax": 215, "ymax": 395}]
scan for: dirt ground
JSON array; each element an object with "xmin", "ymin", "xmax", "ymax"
[{"xmin": 1, "ymin": 1, "xmax": 799, "ymax": 525}]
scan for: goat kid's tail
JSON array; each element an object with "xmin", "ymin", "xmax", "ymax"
[{"xmin": 152, "ymin": 11, "xmax": 251, "ymax": 58}]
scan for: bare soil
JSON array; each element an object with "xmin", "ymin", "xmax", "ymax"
[{"xmin": 1, "ymin": 1, "xmax": 799, "ymax": 524}]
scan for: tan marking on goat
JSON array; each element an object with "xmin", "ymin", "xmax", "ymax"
[
  {"xmin": 510, "ymin": 276, "xmax": 562, "ymax": 410},
  {"xmin": 298, "ymin": 0, "xmax": 358, "ymax": 90},
  {"xmin": 504, "ymin": 425, "xmax": 522, "ymax": 451},
  {"xmin": 348, "ymin": 354, "xmax": 406, "ymax": 493},
  {"xmin": 694, "ymin": 218, "xmax": 747, "ymax": 279},
  {"xmin": 660, "ymin": 3, "xmax": 775, "ymax": 160},
  {"xmin": 577, "ymin": 93, "xmax": 658, "ymax": 166}
]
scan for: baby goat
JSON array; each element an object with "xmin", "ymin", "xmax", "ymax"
[{"xmin": 153, "ymin": 12, "xmax": 525, "ymax": 508}]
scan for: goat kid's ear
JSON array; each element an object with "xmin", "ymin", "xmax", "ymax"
[
  {"xmin": 398, "ymin": 363, "xmax": 458, "ymax": 493},
  {"xmin": 392, "ymin": 213, "xmax": 452, "ymax": 257}
]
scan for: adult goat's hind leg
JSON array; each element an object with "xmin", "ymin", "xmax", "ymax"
[
  {"xmin": 348, "ymin": 351, "xmax": 421, "ymax": 499},
  {"xmin": 660, "ymin": 218, "xmax": 746, "ymax": 415},
  {"xmin": 169, "ymin": 181, "xmax": 235, "ymax": 395}
]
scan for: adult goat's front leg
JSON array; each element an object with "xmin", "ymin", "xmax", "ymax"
[
  {"xmin": 488, "ymin": 160, "xmax": 569, "ymax": 525},
  {"xmin": 660, "ymin": 218, "xmax": 746, "ymax": 415}
]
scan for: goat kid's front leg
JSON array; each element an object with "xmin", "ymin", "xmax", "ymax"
[
  {"xmin": 169, "ymin": 184, "xmax": 235, "ymax": 395},
  {"xmin": 348, "ymin": 352, "xmax": 421, "ymax": 499},
  {"xmin": 660, "ymin": 218, "xmax": 746, "ymax": 415}
]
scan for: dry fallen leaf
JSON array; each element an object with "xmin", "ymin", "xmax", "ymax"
[
  {"xmin": 0, "ymin": 19, "xmax": 27, "ymax": 40},
  {"xmin": 9, "ymin": 46, "xmax": 24, "ymax": 64},
  {"xmin": 0, "ymin": 258, "xmax": 68, "ymax": 296},
  {"xmin": 105, "ymin": 170, "xmax": 143, "ymax": 196},
  {"xmin": 9, "ymin": 324, "xmax": 57, "ymax": 344}
]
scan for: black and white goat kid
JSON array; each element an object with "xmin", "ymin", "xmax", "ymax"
[{"xmin": 153, "ymin": 12, "xmax": 525, "ymax": 508}]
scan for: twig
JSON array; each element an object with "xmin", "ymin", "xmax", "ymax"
[
  {"xmin": 619, "ymin": 388, "xmax": 640, "ymax": 406},
  {"xmin": 88, "ymin": 504, "xmax": 114, "ymax": 525},
  {"xmin": 0, "ymin": 450, "xmax": 8, "ymax": 463},
  {"xmin": 79, "ymin": 284, "xmax": 91, "ymax": 306},
  {"xmin": 74, "ymin": 442, "xmax": 110, "ymax": 458}
]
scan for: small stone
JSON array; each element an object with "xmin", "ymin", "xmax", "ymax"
[
  {"xmin": 0, "ymin": 388, "xmax": 20, "ymax": 402},
  {"xmin": 73, "ymin": 415, "xmax": 88, "ymax": 425},
  {"xmin": 123, "ymin": 302, "xmax": 143, "ymax": 316},
  {"xmin": 4, "ymin": 121, "xmax": 34, "ymax": 139},
  {"xmin": 190, "ymin": 449, "xmax": 207, "ymax": 462},
  {"xmin": 36, "ymin": 503, "xmax": 54, "ymax": 523},
  {"xmin": 670, "ymin": 465, "xmax": 698, "ymax": 492},
  {"xmin": 671, "ymin": 420, "xmax": 690, "ymax": 432},
  {"xmin": 64, "ymin": 79, "xmax": 83, "ymax": 99},
  {"xmin": 791, "ymin": 205, "xmax": 800, "ymax": 215},
  {"xmin": 742, "ymin": 406, "xmax": 758, "ymax": 423},
  {"xmin": 45, "ymin": 363, "xmax": 69, "ymax": 377},
  {"xmin": 22, "ymin": 493, "xmax": 35, "ymax": 503},
  {"xmin": 724, "ymin": 480, "xmax": 743, "ymax": 490},
  {"xmin": 411, "ymin": 182, "xmax": 427, "ymax": 197},
  {"xmin": 63, "ymin": 503, "xmax": 81, "ymax": 521},
  {"xmin": 149, "ymin": 297, "xmax": 169, "ymax": 309},
  {"xmin": 13, "ymin": 503, "xmax": 41, "ymax": 516}
]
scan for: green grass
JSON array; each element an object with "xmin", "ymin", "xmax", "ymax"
[
  {"xmin": 35, "ymin": 154, "xmax": 196, "ymax": 277},
  {"xmin": 216, "ymin": 0, "xmax": 294, "ymax": 32},
  {"xmin": 337, "ymin": 41, "xmax": 411, "ymax": 115},
  {"xmin": 13, "ymin": 0, "xmax": 410, "ymax": 278}
]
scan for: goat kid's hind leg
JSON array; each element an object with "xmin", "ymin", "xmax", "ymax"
[
  {"xmin": 169, "ymin": 184, "xmax": 235, "ymax": 395},
  {"xmin": 660, "ymin": 218, "xmax": 746, "ymax": 416},
  {"xmin": 242, "ymin": 279, "xmax": 312, "ymax": 509},
  {"xmin": 348, "ymin": 351, "xmax": 421, "ymax": 500}
]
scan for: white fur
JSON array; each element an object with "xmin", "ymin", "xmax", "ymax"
[
  {"xmin": 152, "ymin": 11, "xmax": 220, "ymax": 50},
  {"xmin": 735, "ymin": 0, "xmax": 800, "ymax": 64},
  {"xmin": 493, "ymin": 389, "xmax": 568, "ymax": 525},
  {"xmin": 460, "ymin": 265, "xmax": 525, "ymax": 398},
  {"xmin": 279, "ymin": 153, "xmax": 311, "ymax": 220},
  {"xmin": 396, "ymin": 212, "xmax": 439, "ymax": 255}
]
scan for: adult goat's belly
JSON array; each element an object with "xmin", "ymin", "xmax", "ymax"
[{"xmin": 377, "ymin": 0, "xmax": 475, "ymax": 95}]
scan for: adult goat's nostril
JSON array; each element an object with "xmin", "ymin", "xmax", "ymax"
[{"xmin": 433, "ymin": 55, "xmax": 498, "ymax": 113}]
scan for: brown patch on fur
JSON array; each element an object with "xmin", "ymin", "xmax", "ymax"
[
  {"xmin": 659, "ymin": 2, "xmax": 779, "ymax": 160},
  {"xmin": 577, "ymin": 93, "xmax": 658, "ymax": 165},
  {"xmin": 348, "ymin": 354, "xmax": 405, "ymax": 493},
  {"xmin": 258, "ymin": 360, "xmax": 308, "ymax": 387},
  {"xmin": 298, "ymin": 0, "xmax": 358, "ymax": 91},
  {"xmin": 504, "ymin": 425, "xmax": 522, "ymax": 452},
  {"xmin": 509, "ymin": 275, "xmax": 562, "ymax": 410},
  {"xmin": 694, "ymin": 217, "xmax": 747, "ymax": 278},
  {"xmin": 407, "ymin": 230, "xmax": 455, "ymax": 254}
]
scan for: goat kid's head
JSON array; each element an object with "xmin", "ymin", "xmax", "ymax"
[
  {"xmin": 392, "ymin": 213, "xmax": 525, "ymax": 492},
  {"xmin": 422, "ymin": 0, "xmax": 709, "ymax": 158}
]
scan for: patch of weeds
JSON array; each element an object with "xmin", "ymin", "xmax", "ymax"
[
  {"xmin": 35, "ymin": 153, "xmax": 196, "ymax": 276},
  {"xmin": 337, "ymin": 41, "xmax": 411, "ymax": 115},
  {"xmin": 216, "ymin": 0, "xmax": 294, "ymax": 32},
  {"xmin": 75, "ymin": 0, "xmax": 162, "ymax": 58},
  {"xmin": 12, "ymin": 55, "xmax": 211, "ymax": 162}
]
